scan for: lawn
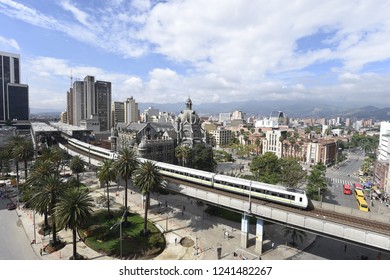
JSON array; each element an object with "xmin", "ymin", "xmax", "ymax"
[{"xmin": 80, "ymin": 209, "xmax": 165, "ymax": 259}]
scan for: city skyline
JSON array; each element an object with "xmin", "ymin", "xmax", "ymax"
[{"xmin": 1, "ymin": 0, "xmax": 390, "ymax": 112}]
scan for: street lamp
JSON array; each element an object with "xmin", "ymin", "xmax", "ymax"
[
  {"xmin": 110, "ymin": 208, "xmax": 127, "ymax": 259},
  {"xmin": 248, "ymin": 180, "xmax": 252, "ymax": 213},
  {"xmin": 88, "ymin": 146, "xmax": 91, "ymax": 165}
]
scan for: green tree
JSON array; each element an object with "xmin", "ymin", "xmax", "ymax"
[
  {"xmin": 4, "ymin": 135, "xmax": 26, "ymax": 186},
  {"xmin": 69, "ymin": 155, "xmax": 85, "ymax": 183},
  {"xmin": 29, "ymin": 174, "xmax": 67, "ymax": 246},
  {"xmin": 55, "ymin": 188, "xmax": 94, "ymax": 260},
  {"xmin": 40, "ymin": 146, "xmax": 64, "ymax": 173},
  {"xmin": 279, "ymin": 158, "xmax": 306, "ymax": 188},
  {"xmin": 250, "ymin": 152, "xmax": 281, "ymax": 184},
  {"xmin": 192, "ymin": 144, "xmax": 216, "ymax": 172},
  {"xmin": 12, "ymin": 139, "xmax": 34, "ymax": 179},
  {"xmin": 133, "ymin": 160, "xmax": 163, "ymax": 236},
  {"xmin": 97, "ymin": 159, "xmax": 116, "ymax": 218},
  {"xmin": 306, "ymin": 163, "xmax": 327, "ymax": 200},
  {"xmin": 175, "ymin": 145, "xmax": 192, "ymax": 167},
  {"xmin": 115, "ymin": 147, "xmax": 138, "ymax": 224},
  {"xmin": 25, "ymin": 160, "xmax": 57, "ymax": 229}
]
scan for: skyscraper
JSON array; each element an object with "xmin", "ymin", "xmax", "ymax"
[
  {"xmin": 124, "ymin": 96, "xmax": 139, "ymax": 124},
  {"xmin": 95, "ymin": 80, "xmax": 111, "ymax": 131},
  {"xmin": 0, "ymin": 51, "xmax": 29, "ymax": 121},
  {"xmin": 67, "ymin": 75, "xmax": 111, "ymax": 131}
]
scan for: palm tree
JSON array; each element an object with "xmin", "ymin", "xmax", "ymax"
[
  {"xmin": 5, "ymin": 135, "xmax": 26, "ymax": 185},
  {"xmin": 97, "ymin": 159, "xmax": 116, "ymax": 218},
  {"xmin": 133, "ymin": 160, "xmax": 163, "ymax": 236},
  {"xmin": 55, "ymin": 188, "xmax": 94, "ymax": 260},
  {"xmin": 69, "ymin": 155, "xmax": 85, "ymax": 184},
  {"xmin": 115, "ymin": 147, "xmax": 138, "ymax": 224},
  {"xmin": 175, "ymin": 146, "xmax": 184, "ymax": 166},
  {"xmin": 25, "ymin": 160, "xmax": 57, "ymax": 229},
  {"xmin": 13, "ymin": 140, "xmax": 34, "ymax": 179},
  {"xmin": 29, "ymin": 174, "xmax": 67, "ymax": 246},
  {"xmin": 40, "ymin": 147, "xmax": 63, "ymax": 173}
]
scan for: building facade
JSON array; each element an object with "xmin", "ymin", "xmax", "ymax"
[
  {"xmin": 67, "ymin": 75, "xmax": 111, "ymax": 132},
  {"xmin": 209, "ymin": 127, "xmax": 232, "ymax": 147},
  {"xmin": 95, "ymin": 80, "xmax": 111, "ymax": 131},
  {"xmin": 0, "ymin": 51, "xmax": 29, "ymax": 121},
  {"xmin": 124, "ymin": 97, "xmax": 139, "ymax": 124},
  {"xmin": 174, "ymin": 98, "xmax": 204, "ymax": 148}
]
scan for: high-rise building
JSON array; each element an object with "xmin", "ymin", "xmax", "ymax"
[
  {"xmin": 124, "ymin": 97, "xmax": 139, "ymax": 124},
  {"xmin": 0, "ymin": 51, "xmax": 29, "ymax": 121},
  {"xmin": 95, "ymin": 80, "xmax": 111, "ymax": 131},
  {"xmin": 112, "ymin": 101, "xmax": 125, "ymax": 125},
  {"xmin": 67, "ymin": 75, "xmax": 111, "ymax": 131}
]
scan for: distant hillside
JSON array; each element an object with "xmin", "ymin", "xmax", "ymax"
[
  {"xmin": 139, "ymin": 100, "xmax": 390, "ymax": 120},
  {"xmin": 31, "ymin": 101, "xmax": 390, "ymax": 121},
  {"xmin": 339, "ymin": 106, "xmax": 390, "ymax": 120}
]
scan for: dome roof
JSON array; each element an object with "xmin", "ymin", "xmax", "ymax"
[{"xmin": 177, "ymin": 110, "xmax": 200, "ymax": 125}]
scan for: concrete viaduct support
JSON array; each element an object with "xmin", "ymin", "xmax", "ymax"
[{"xmin": 241, "ymin": 214, "xmax": 264, "ymax": 255}]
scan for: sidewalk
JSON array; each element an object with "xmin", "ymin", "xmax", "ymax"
[{"xmin": 15, "ymin": 171, "xmax": 315, "ymax": 260}]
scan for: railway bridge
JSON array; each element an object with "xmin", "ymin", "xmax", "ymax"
[{"xmin": 58, "ymin": 141, "xmax": 390, "ymax": 255}]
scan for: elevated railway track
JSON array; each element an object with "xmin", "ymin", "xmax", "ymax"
[{"xmin": 59, "ymin": 137, "xmax": 390, "ymax": 252}]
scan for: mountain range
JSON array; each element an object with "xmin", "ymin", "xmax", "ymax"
[
  {"xmin": 31, "ymin": 100, "xmax": 390, "ymax": 121},
  {"xmin": 138, "ymin": 100, "xmax": 390, "ymax": 121}
]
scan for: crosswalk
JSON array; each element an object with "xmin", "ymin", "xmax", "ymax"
[{"xmin": 326, "ymin": 177, "xmax": 356, "ymax": 186}]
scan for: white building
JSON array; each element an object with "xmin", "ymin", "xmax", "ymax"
[
  {"xmin": 378, "ymin": 121, "xmax": 390, "ymax": 161},
  {"xmin": 262, "ymin": 129, "xmax": 285, "ymax": 158},
  {"xmin": 124, "ymin": 97, "xmax": 139, "ymax": 124},
  {"xmin": 209, "ymin": 127, "xmax": 232, "ymax": 147}
]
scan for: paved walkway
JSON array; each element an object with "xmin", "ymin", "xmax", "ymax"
[{"xmin": 13, "ymin": 171, "xmax": 315, "ymax": 260}]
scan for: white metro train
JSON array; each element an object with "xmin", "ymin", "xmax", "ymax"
[
  {"xmin": 67, "ymin": 138, "xmax": 308, "ymax": 209},
  {"xmin": 147, "ymin": 160, "xmax": 308, "ymax": 209},
  {"xmin": 67, "ymin": 137, "xmax": 118, "ymax": 160}
]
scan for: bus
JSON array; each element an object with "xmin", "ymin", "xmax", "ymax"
[
  {"xmin": 354, "ymin": 189, "xmax": 365, "ymax": 200},
  {"xmin": 357, "ymin": 197, "xmax": 369, "ymax": 212},
  {"xmin": 343, "ymin": 184, "xmax": 352, "ymax": 195}
]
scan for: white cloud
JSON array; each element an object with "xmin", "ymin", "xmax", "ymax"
[
  {"xmin": 0, "ymin": 35, "xmax": 20, "ymax": 51},
  {"xmin": 3, "ymin": 0, "xmax": 390, "ymax": 110},
  {"xmin": 59, "ymin": 0, "xmax": 89, "ymax": 26}
]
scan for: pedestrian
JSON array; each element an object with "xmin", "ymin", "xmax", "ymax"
[
  {"xmin": 165, "ymin": 200, "xmax": 168, "ymax": 207},
  {"xmin": 175, "ymin": 238, "xmax": 177, "ymax": 245},
  {"xmin": 271, "ymin": 242, "xmax": 275, "ymax": 249},
  {"xmin": 40, "ymin": 248, "xmax": 43, "ymax": 256},
  {"xmin": 344, "ymin": 244, "xmax": 347, "ymax": 252}
]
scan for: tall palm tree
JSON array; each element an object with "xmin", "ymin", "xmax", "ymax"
[
  {"xmin": 29, "ymin": 174, "xmax": 67, "ymax": 246},
  {"xmin": 13, "ymin": 140, "xmax": 34, "ymax": 179},
  {"xmin": 5, "ymin": 135, "xmax": 26, "ymax": 186},
  {"xmin": 69, "ymin": 155, "xmax": 85, "ymax": 184},
  {"xmin": 55, "ymin": 188, "xmax": 94, "ymax": 260},
  {"xmin": 133, "ymin": 161, "xmax": 163, "ymax": 236},
  {"xmin": 175, "ymin": 145, "xmax": 184, "ymax": 166},
  {"xmin": 115, "ymin": 147, "xmax": 138, "ymax": 224},
  {"xmin": 97, "ymin": 159, "xmax": 116, "ymax": 218},
  {"xmin": 40, "ymin": 147, "xmax": 63, "ymax": 173},
  {"xmin": 25, "ymin": 160, "xmax": 57, "ymax": 229}
]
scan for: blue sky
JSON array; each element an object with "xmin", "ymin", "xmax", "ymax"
[{"xmin": 1, "ymin": 0, "xmax": 390, "ymax": 112}]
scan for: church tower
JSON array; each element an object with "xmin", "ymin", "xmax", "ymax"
[{"xmin": 174, "ymin": 98, "xmax": 204, "ymax": 148}]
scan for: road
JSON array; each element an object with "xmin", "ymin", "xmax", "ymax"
[
  {"xmin": 0, "ymin": 190, "xmax": 38, "ymax": 260},
  {"xmin": 289, "ymin": 235, "xmax": 390, "ymax": 260}
]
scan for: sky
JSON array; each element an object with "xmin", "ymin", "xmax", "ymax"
[{"xmin": 1, "ymin": 0, "xmax": 390, "ymax": 113}]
